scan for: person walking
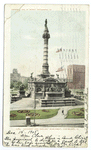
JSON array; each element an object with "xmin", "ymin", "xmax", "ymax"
[{"xmin": 62, "ymin": 109, "xmax": 64, "ymax": 115}]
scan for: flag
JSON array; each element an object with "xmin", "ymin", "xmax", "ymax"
[
  {"xmin": 56, "ymin": 48, "xmax": 62, "ymax": 53},
  {"xmin": 62, "ymin": 53, "xmax": 63, "ymax": 59},
  {"xmin": 56, "ymin": 66, "xmax": 64, "ymax": 72},
  {"xmin": 56, "ymin": 67, "xmax": 64, "ymax": 72},
  {"xmin": 65, "ymin": 54, "xmax": 67, "ymax": 59},
  {"xmin": 59, "ymin": 53, "xmax": 61, "ymax": 59}
]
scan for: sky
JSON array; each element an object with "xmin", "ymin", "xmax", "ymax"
[{"xmin": 11, "ymin": 10, "xmax": 86, "ymax": 77}]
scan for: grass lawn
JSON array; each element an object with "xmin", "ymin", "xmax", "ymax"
[
  {"xmin": 66, "ymin": 107, "xmax": 84, "ymax": 119},
  {"xmin": 10, "ymin": 109, "xmax": 59, "ymax": 120}
]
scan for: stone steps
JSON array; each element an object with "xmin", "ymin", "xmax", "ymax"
[
  {"xmin": 41, "ymin": 99, "xmax": 76, "ymax": 107},
  {"xmin": 42, "ymin": 100, "xmax": 75, "ymax": 102},
  {"xmin": 42, "ymin": 101, "xmax": 75, "ymax": 104}
]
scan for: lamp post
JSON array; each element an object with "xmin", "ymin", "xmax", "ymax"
[{"xmin": 33, "ymin": 83, "xmax": 36, "ymax": 126}]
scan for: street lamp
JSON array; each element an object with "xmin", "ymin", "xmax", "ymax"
[{"xmin": 33, "ymin": 83, "xmax": 36, "ymax": 126}]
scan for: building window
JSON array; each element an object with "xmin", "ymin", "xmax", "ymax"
[{"xmin": 70, "ymin": 68, "xmax": 71, "ymax": 74}]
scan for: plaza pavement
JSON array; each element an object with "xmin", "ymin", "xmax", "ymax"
[{"xmin": 10, "ymin": 97, "xmax": 84, "ymax": 127}]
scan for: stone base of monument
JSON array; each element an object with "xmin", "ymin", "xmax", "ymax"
[
  {"xmin": 41, "ymin": 99, "xmax": 76, "ymax": 107},
  {"xmin": 45, "ymin": 92, "xmax": 64, "ymax": 99},
  {"xmin": 35, "ymin": 92, "xmax": 42, "ymax": 99},
  {"xmin": 41, "ymin": 92, "xmax": 76, "ymax": 107}
]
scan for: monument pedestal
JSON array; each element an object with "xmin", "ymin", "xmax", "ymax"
[
  {"xmin": 19, "ymin": 90, "xmax": 25, "ymax": 97},
  {"xmin": 41, "ymin": 92, "xmax": 76, "ymax": 107},
  {"xmin": 45, "ymin": 92, "xmax": 64, "ymax": 99}
]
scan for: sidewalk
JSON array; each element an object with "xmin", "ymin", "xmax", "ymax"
[{"xmin": 10, "ymin": 97, "xmax": 84, "ymax": 110}]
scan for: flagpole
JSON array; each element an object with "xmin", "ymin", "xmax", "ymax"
[{"xmin": 57, "ymin": 48, "xmax": 63, "ymax": 79}]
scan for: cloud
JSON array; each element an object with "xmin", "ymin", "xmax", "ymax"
[
  {"xmin": 51, "ymin": 32, "xmax": 67, "ymax": 38},
  {"xmin": 22, "ymin": 35, "xmax": 35, "ymax": 40},
  {"xmin": 49, "ymin": 46, "xmax": 59, "ymax": 52}
]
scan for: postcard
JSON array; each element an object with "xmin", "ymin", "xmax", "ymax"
[{"xmin": 3, "ymin": 4, "xmax": 89, "ymax": 147}]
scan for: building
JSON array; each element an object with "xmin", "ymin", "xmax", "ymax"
[
  {"xmin": 10, "ymin": 69, "xmax": 21, "ymax": 82},
  {"xmin": 10, "ymin": 69, "xmax": 29, "ymax": 83},
  {"xmin": 67, "ymin": 65, "xmax": 85, "ymax": 89}
]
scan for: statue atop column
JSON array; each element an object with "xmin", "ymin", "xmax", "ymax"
[{"xmin": 45, "ymin": 19, "xmax": 47, "ymax": 27}]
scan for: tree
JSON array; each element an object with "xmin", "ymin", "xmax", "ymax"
[
  {"xmin": 14, "ymin": 81, "xmax": 22, "ymax": 90},
  {"xmin": 10, "ymin": 81, "xmax": 14, "ymax": 89},
  {"xmin": 65, "ymin": 86, "xmax": 71, "ymax": 97},
  {"xmin": 10, "ymin": 80, "xmax": 22, "ymax": 90},
  {"xmin": 19, "ymin": 84, "xmax": 25, "ymax": 91},
  {"xmin": 23, "ymin": 78, "xmax": 28, "ymax": 90}
]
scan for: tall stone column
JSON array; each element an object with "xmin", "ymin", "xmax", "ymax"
[{"xmin": 42, "ymin": 19, "xmax": 50, "ymax": 75}]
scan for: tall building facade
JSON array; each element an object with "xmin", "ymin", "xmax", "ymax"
[{"xmin": 67, "ymin": 65, "xmax": 85, "ymax": 89}]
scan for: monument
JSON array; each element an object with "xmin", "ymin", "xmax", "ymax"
[
  {"xmin": 39, "ymin": 19, "xmax": 50, "ymax": 78},
  {"xmin": 28, "ymin": 19, "xmax": 76, "ymax": 107}
]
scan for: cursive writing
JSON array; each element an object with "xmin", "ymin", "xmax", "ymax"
[{"xmin": 4, "ymin": 130, "xmax": 88, "ymax": 148}]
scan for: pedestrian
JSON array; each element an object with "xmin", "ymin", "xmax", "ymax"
[{"xmin": 62, "ymin": 110, "xmax": 64, "ymax": 115}]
